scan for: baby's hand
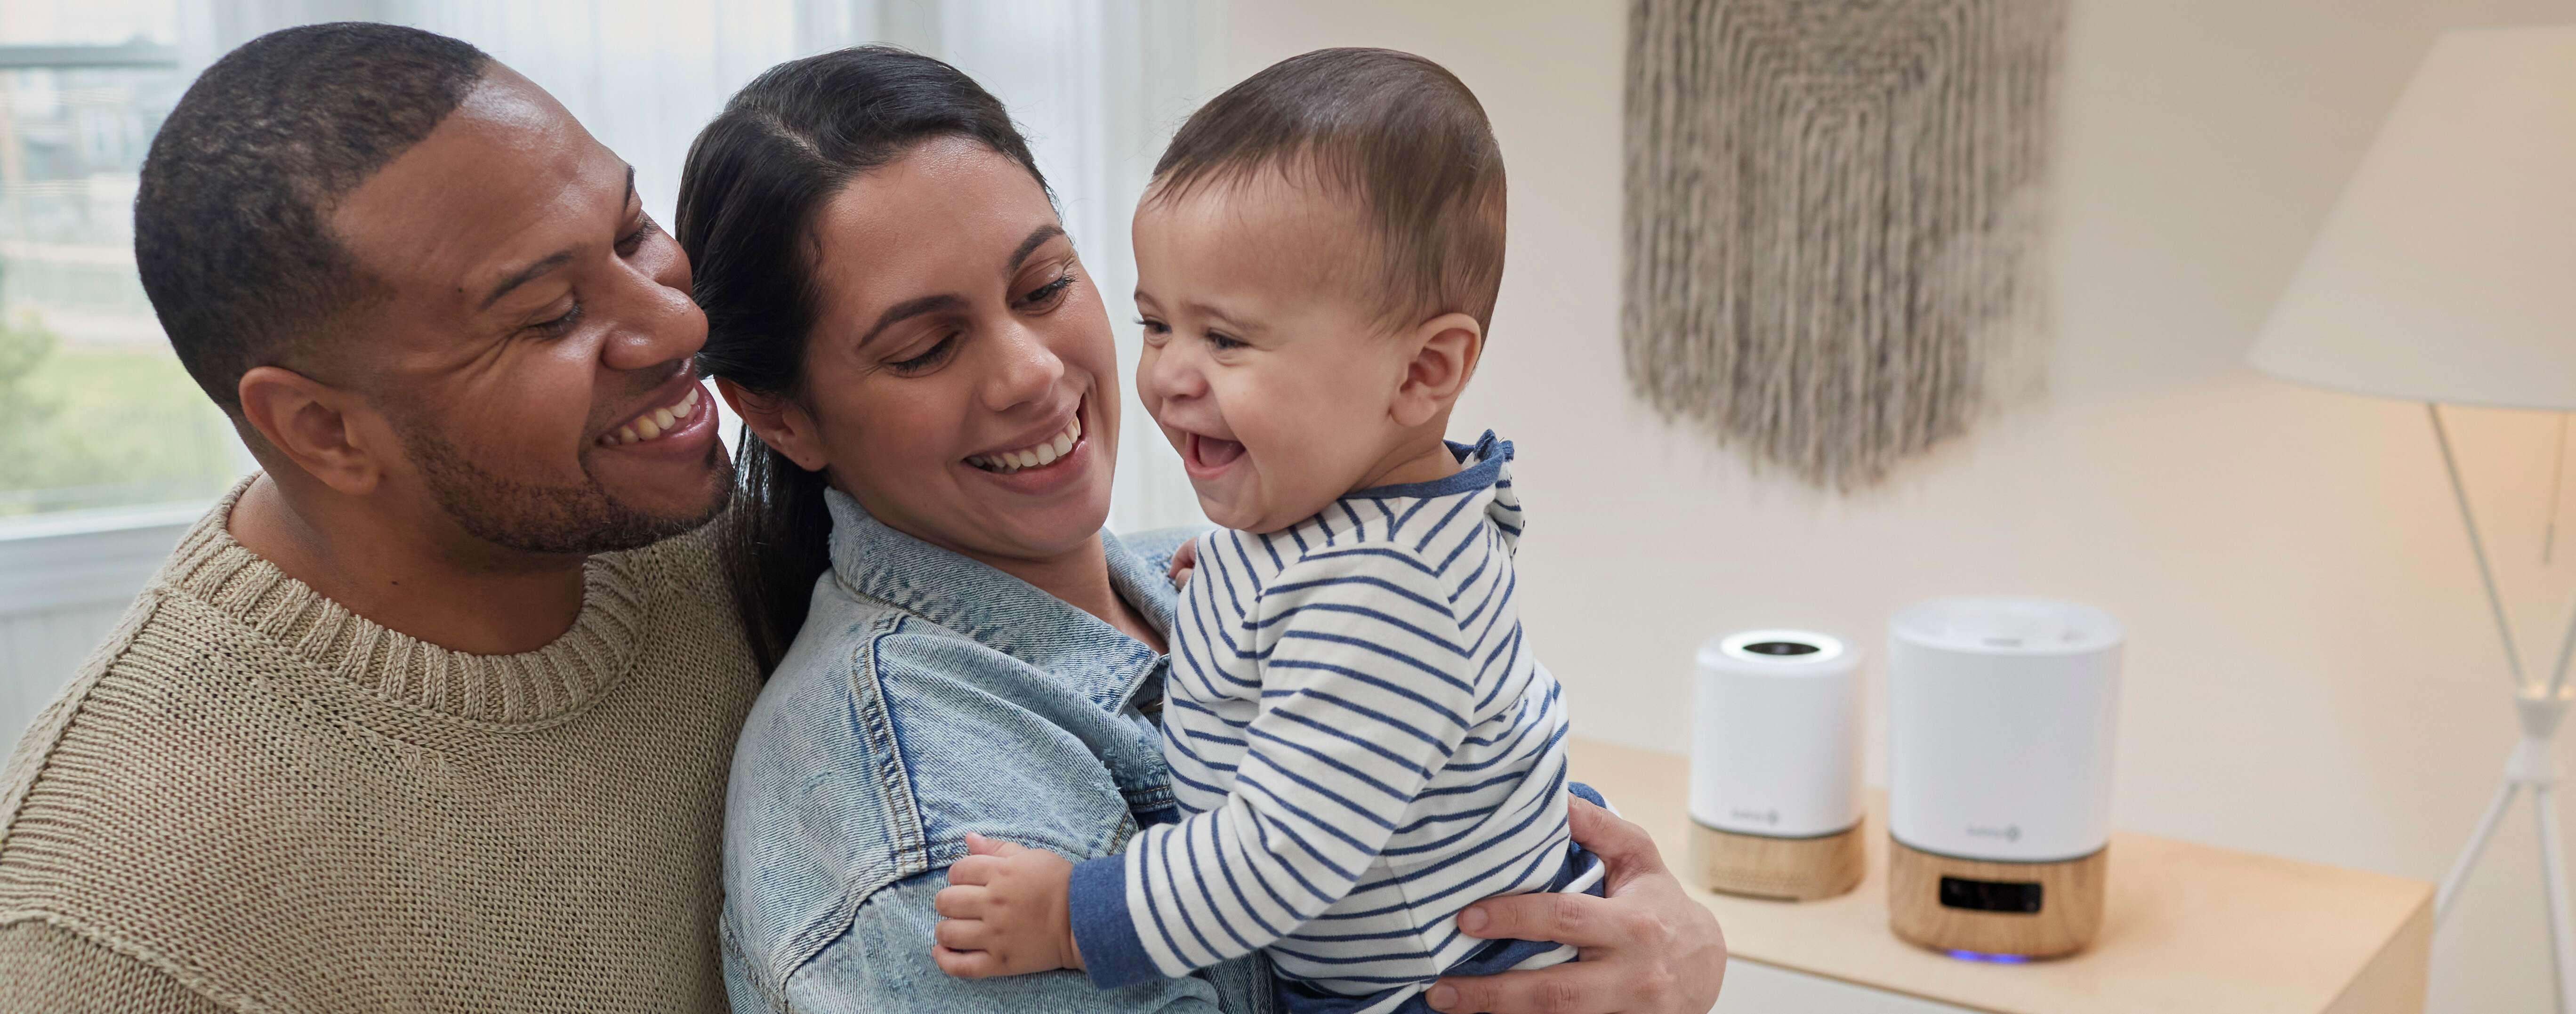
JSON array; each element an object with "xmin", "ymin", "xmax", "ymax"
[
  {"xmin": 1168, "ymin": 539, "xmax": 1199, "ymax": 589},
  {"xmin": 932, "ymin": 833, "xmax": 1084, "ymax": 979}
]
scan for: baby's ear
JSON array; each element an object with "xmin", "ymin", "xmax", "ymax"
[
  {"xmin": 716, "ymin": 378, "xmax": 830, "ymax": 473},
  {"xmin": 1390, "ymin": 312, "xmax": 1485, "ymax": 428}
]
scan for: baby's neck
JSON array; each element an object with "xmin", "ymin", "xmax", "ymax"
[{"xmin": 1349, "ymin": 428, "xmax": 1462, "ymax": 493}]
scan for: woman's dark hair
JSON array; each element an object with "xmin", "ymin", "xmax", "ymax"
[{"xmin": 678, "ymin": 46, "xmax": 1047, "ymax": 674}]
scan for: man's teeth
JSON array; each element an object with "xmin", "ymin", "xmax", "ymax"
[
  {"xmin": 968, "ymin": 415, "xmax": 1083, "ymax": 474},
  {"xmin": 602, "ymin": 387, "xmax": 702, "ymax": 446}
]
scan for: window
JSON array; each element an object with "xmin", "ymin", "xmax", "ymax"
[
  {"xmin": 0, "ymin": 0, "xmax": 1216, "ymax": 752},
  {"xmin": 0, "ymin": 1, "xmax": 247, "ymax": 520},
  {"xmin": 0, "ymin": 0, "xmax": 1209, "ymax": 531}
]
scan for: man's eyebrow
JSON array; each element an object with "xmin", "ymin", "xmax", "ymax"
[
  {"xmin": 477, "ymin": 165, "xmax": 638, "ymax": 312},
  {"xmin": 856, "ymin": 294, "xmax": 967, "ymax": 349},
  {"xmin": 1009, "ymin": 225, "xmax": 1067, "ymax": 270}
]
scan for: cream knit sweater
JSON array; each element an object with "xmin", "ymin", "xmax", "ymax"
[{"xmin": 0, "ymin": 481, "xmax": 761, "ymax": 1012}]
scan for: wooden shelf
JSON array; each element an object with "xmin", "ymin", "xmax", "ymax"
[{"xmin": 1570, "ymin": 739, "xmax": 2432, "ymax": 1014}]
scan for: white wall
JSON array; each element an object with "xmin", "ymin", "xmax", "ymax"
[
  {"xmin": 0, "ymin": 507, "xmax": 197, "ymax": 748},
  {"xmin": 1224, "ymin": 1, "xmax": 2576, "ymax": 1010}
]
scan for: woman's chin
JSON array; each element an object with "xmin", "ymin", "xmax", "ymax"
[{"xmin": 956, "ymin": 466, "xmax": 1115, "ymax": 554}]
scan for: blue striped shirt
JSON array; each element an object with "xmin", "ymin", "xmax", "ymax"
[{"xmin": 1070, "ymin": 433, "xmax": 1594, "ymax": 1009}]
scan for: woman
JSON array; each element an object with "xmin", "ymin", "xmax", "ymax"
[{"xmin": 682, "ymin": 47, "xmax": 1723, "ymax": 1014}]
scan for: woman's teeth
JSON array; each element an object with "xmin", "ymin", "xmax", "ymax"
[
  {"xmin": 968, "ymin": 415, "xmax": 1082, "ymax": 475},
  {"xmin": 602, "ymin": 387, "xmax": 702, "ymax": 446}
]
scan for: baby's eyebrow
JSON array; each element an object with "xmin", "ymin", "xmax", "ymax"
[{"xmin": 1185, "ymin": 299, "xmax": 1265, "ymax": 335}]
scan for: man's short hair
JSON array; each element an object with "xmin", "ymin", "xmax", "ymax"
[
  {"xmin": 136, "ymin": 22, "xmax": 490, "ymax": 414},
  {"xmin": 1150, "ymin": 48, "xmax": 1507, "ymax": 331}
]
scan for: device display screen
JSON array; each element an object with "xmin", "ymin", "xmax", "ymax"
[{"xmin": 1938, "ymin": 876, "xmax": 2044, "ymax": 914}]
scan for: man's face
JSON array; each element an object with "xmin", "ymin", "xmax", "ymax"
[{"xmin": 327, "ymin": 66, "xmax": 728, "ymax": 555}]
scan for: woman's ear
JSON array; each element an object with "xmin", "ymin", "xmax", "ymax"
[
  {"xmin": 716, "ymin": 377, "xmax": 830, "ymax": 473},
  {"xmin": 1389, "ymin": 312, "xmax": 1485, "ymax": 429},
  {"xmin": 236, "ymin": 365, "xmax": 385, "ymax": 496}
]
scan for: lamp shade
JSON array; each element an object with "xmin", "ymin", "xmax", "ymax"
[{"xmin": 2246, "ymin": 25, "xmax": 2576, "ymax": 411}]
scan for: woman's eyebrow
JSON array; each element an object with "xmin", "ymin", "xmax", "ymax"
[
  {"xmin": 855, "ymin": 294, "xmax": 966, "ymax": 349},
  {"xmin": 851, "ymin": 224, "xmax": 1065, "ymax": 349},
  {"xmin": 1008, "ymin": 224, "xmax": 1068, "ymax": 270}
]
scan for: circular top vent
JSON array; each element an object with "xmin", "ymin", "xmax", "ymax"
[
  {"xmin": 1890, "ymin": 597, "xmax": 2123, "ymax": 656},
  {"xmin": 1700, "ymin": 629, "xmax": 1852, "ymax": 670}
]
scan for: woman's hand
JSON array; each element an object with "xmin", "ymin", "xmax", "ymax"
[{"xmin": 1427, "ymin": 798, "xmax": 1727, "ymax": 1014}]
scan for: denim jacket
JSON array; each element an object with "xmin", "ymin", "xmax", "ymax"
[{"xmin": 719, "ymin": 489, "xmax": 1277, "ymax": 1014}]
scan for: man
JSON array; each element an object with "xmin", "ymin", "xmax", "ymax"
[
  {"xmin": 0, "ymin": 23, "xmax": 752, "ymax": 1012},
  {"xmin": 0, "ymin": 22, "xmax": 1722, "ymax": 1014}
]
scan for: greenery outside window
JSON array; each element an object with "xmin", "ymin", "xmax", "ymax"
[{"xmin": 0, "ymin": 5, "xmax": 246, "ymax": 523}]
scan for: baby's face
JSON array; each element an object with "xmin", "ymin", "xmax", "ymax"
[{"xmin": 1132, "ymin": 175, "xmax": 1423, "ymax": 534}]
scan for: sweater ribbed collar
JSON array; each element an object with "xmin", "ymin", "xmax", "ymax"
[{"xmin": 159, "ymin": 477, "xmax": 652, "ymax": 726}]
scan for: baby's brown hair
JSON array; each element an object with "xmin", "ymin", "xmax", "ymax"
[{"xmin": 1150, "ymin": 48, "xmax": 1506, "ymax": 330}]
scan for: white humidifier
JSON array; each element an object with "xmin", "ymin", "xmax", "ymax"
[
  {"xmin": 1687, "ymin": 629, "xmax": 1864, "ymax": 901},
  {"xmin": 1886, "ymin": 597, "xmax": 2123, "ymax": 959}
]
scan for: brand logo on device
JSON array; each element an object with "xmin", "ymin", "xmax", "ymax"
[
  {"xmin": 1731, "ymin": 807, "xmax": 1780, "ymax": 825},
  {"xmin": 1967, "ymin": 823, "xmax": 2023, "ymax": 843}
]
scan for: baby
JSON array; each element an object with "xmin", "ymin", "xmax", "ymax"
[{"xmin": 933, "ymin": 48, "xmax": 1600, "ymax": 1014}]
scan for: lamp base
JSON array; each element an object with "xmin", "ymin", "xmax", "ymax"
[
  {"xmin": 1687, "ymin": 819, "xmax": 1865, "ymax": 901},
  {"xmin": 1888, "ymin": 839, "xmax": 2107, "ymax": 959}
]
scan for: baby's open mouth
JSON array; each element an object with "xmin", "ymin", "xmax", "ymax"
[
  {"xmin": 967, "ymin": 414, "xmax": 1081, "ymax": 475},
  {"xmin": 1187, "ymin": 433, "xmax": 1246, "ymax": 470}
]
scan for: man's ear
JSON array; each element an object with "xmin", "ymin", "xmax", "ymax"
[
  {"xmin": 1389, "ymin": 312, "xmax": 1485, "ymax": 429},
  {"xmin": 236, "ymin": 365, "xmax": 388, "ymax": 496},
  {"xmin": 716, "ymin": 378, "xmax": 829, "ymax": 473}
]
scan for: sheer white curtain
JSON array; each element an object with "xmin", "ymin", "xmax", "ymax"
[{"xmin": 197, "ymin": 0, "xmax": 1215, "ymax": 532}]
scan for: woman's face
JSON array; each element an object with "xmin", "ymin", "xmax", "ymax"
[{"xmin": 780, "ymin": 137, "xmax": 1119, "ymax": 564}]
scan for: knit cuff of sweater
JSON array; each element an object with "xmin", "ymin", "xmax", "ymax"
[{"xmin": 1070, "ymin": 853, "xmax": 1158, "ymax": 988}]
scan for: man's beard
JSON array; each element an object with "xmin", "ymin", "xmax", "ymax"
[{"xmin": 399, "ymin": 423, "xmax": 734, "ymax": 556}]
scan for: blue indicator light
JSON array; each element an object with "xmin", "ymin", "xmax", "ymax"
[{"xmin": 1945, "ymin": 950, "xmax": 2032, "ymax": 964}]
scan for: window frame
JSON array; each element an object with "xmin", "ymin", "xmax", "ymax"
[{"xmin": 0, "ymin": 37, "xmax": 218, "ymax": 563}]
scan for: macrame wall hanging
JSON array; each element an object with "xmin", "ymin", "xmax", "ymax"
[{"xmin": 1623, "ymin": 0, "xmax": 2067, "ymax": 490}]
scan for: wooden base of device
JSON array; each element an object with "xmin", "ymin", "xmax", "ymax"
[
  {"xmin": 1688, "ymin": 819, "xmax": 1866, "ymax": 901},
  {"xmin": 1887, "ymin": 838, "xmax": 2108, "ymax": 959}
]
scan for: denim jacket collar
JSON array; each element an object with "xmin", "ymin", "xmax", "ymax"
[{"xmin": 823, "ymin": 489, "xmax": 1173, "ymax": 712}]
